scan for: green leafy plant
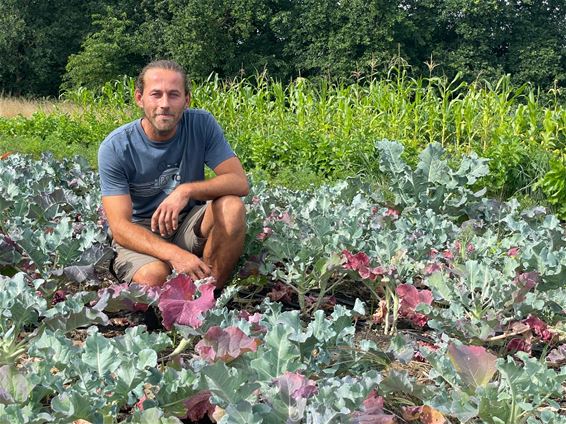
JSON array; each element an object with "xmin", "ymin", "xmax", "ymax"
[
  {"xmin": 0, "ymin": 273, "xmax": 46, "ymax": 365},
  {"xmin": 0, "ymin": 153, "xmax": 107, "ymax": 282},
  {"xmin": 535, "ymin": 155, "xmax": 566, "ymax": 218},
  {"xmin": 0, "ymin": 150, "xmax": 565, "ymax": 422},
  {"xmin": 423, "ymin": 340, "xmax": 566, "ymax": 424}
]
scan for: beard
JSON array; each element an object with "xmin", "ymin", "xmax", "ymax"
[{"xmin": 142, "ymin": 112, "xmax": 180, "ymax": 140}]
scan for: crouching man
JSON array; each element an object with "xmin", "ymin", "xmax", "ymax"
[{"xmin": 98, "ymin": 60, "xmax": 248, "ymax": 288}]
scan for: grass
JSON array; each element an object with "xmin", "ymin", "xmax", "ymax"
[{"xmin": 0, "ymin": 96, "xmax": 82, "ymax": 118}]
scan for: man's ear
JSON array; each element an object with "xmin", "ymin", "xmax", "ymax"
[
  {"xmin": 186, "ymin": 93, "xmax": 191, "ymax": 108},
  {"xmin": 134, "ymin": 89, "xmax": 144, "ymax": 107}
]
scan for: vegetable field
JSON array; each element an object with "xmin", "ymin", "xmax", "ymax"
[{"xmin": 1, "ymin": 140, "xmax": 565, "ymax": 423}]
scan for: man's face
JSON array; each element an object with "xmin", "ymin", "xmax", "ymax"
[{"xmin": 135, "ymin": 68, "xmax": 190, "ymax": 141}]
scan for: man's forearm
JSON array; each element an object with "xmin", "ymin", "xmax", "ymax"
[
  {"xmin": 179, "ymin": 172, "xmax": 249, "ymax": 202},
  {"xmin": 111, "ymin": 220, "xmax": 184, "ymax": 263}
]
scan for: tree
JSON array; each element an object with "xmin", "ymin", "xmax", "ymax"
[
  {"xmin": 162, "ymin": 0, "xmax": 290, "ymax": 80},
  {"xmin": 273, "ymin": 0, "xmax": 406, "ymax": 80},
  {"xmin": 2, "ymin": 0, "xmax": 563, "ymax": 95},
  {"xmin": 403, "ymin": 0, "xmax": 566, "ymax": 86},
  {"xmin": 63, "ymin": 0, "xmax": 291, "ymax": 85},
  {"xmin": 0, "ymin": 0, "xmax": 104, "ymax": 96},
  {"xmin": 63, "ymin": 7, "xmax": 149, "ymax": 90},
  {"xmin": 505, "ymin": 0, "xmax": 565, "ymax": 87},
  {"xmin": 0, "ymin": 0, "xmax": 27, "ymax": 95}
]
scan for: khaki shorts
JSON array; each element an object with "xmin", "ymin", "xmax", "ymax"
[{"xmin": 112, "ymin": 204, "xmax": 208, "ymax": 283}]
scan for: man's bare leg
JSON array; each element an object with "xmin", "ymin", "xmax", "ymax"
[
  {"xmin": 200, "ymin": 195, "xmax": 246, "ymax": 289},
  {"xmin": 132, "ymin": 261, "xmax": 171, "ymax": 287},
  {"xmin": 130, "ymin": 196, "xmax": 245, "ymax": 288}
]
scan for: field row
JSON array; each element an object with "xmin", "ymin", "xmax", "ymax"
[{"xmin": 0, "ymin": 72, "xmax": 565, "ymax": 217}]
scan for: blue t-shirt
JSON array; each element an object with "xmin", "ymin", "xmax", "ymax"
[{"xmin": 98, "ymin": 109, "xmax": 235, "ymax": 221}]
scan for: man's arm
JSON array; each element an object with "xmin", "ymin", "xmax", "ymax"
[
  {"xmin": 185, "ymin": 156, "xmax": 249, "ymax": 200},
  {"xmin": 102, "ymin": 194, "xmax": 212, "ymax": 280},
  {"xmin": 151, "ymin": 156, "xmax": 249, "ymax": 236}
]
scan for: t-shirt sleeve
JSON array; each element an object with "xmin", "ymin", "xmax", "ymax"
[
  {"xmin": 98, "ymin": 140, "xmax": 130, "ymax": 196},
  {"xmin": 203, "ymin": 113, "xmax": 236, "ymax": 170}
]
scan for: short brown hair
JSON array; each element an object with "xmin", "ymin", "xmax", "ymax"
[{"xmin": 135, "ymin": 60, "xmax": 190, "ymax": 95}]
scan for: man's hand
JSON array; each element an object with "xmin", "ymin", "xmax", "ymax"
[
  {"xmin": 151, "ymin": 186, "xmax": 190, "ymax": 236},
  {"xmin": 168, "ymin": 249, "xmax": 212, "ymax": 281},
  {"xmin": 151, "ymin": 158, "xmax": 247, "ymax": 237}
]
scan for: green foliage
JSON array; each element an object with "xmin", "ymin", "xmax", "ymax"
[
  {"xmin": 0, "ymin": 281, "xmax": 387, "ymax": 422},
  {"xmin": 403, "ymin": 0, "xmax": 566, "ymax": 89},
  {"xmin": 0, "ymin": 0, "xmax": 564, "ymax": 96},
  {"xmin": 0, "ymin": 152, "xmax": 108, "ymax": 297},
  {"xmin": 61, "ymin": 77, "xmax": 136, "ymax": 110},
  {"xmin": 376, "ymin": 140, "xmax": 489, "ymax": 217},
  {"xmin": 272, "ymin": 0, "xmax": 402, "ymax": 78},
  {"xmin": 0, "ymin": 152, "xmax": 565, "ymax": 422},
  {"xmin": 425, "ymin": 344, "xmax": 566, "ymax": 424},
  {"xmin": 244, "ymin": 141, "xmax": 566, "ymax": 340},
  {"xmin": 195, "ymin": 72, "xmax": 562, "ymax": 208},
  {"xmin": 2, "ymin": 71, "xmax": 565, "ymax": 215},
  {"xmin": 164, "ymin": 0, "xmax": 289, "ymax": 79},
  {"xmin": 0, "ymin": 1, "xmax": 26, "ymax": 92},
  {"xmin": 0, "ymin": 109, "xmax": 132, "ymax": 164},
  {"xmin": 62, "ymin": 7, "xmax": 149, "ymax": 90},
  {"xmin": 0, "ymin": 273, "xmax": 47, "ymax": 366},
  {"xmin": 0, "ymin": 0, "xmax": 103, "ymax": 96},
  {"xmin": 535, "ymin": 155, "xmax": 566, "ymax": 218},
  {"xmin": 61, "ymin": 0, "xmax": 566, "ymax": 92}
]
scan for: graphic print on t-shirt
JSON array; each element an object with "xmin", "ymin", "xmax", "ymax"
[{"xmin": 129, "ymin": 164, "xmax": 181, "ymax": 197}]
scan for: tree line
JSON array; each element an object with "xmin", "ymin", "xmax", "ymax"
[{"xmin": 1, "ymin": 0, "xmax": 564, "ymax": 97}]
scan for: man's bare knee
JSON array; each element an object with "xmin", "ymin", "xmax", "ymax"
[
  {"xmin": 132, "ymin": 261, "xmax": 171, "ymax": 287},
  {"xmin": 211, "ymin": 195, "xmax": 246, "ymax": 235}
]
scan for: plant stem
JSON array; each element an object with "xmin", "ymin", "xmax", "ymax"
[{"xmin": 160, "ymin": 337, "xmax": 192, "ymax": 361}]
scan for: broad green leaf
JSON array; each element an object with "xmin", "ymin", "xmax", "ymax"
[
  {"xmin": 28, "ymin": 330, "xmax": 78, "ymax": 369},
  {"xmin": 81, "ymin": 331, "xmax": 120, "ymax": 375},
  {"xmin": 250, "ymin": 324, "xmax": 301, "ymax": 380},
  {"xmin": 376, "ymin": 140, "xmax": 409, "ymax": 176},
  {"xmin": 313, "ymin": 371, "xmax": 381, "ymax": 412},
  {"xmin": 0, "ymin": 273, "xmax": 46, "ymax": 329},
  {"xmin": 308, "ymin": 310, "xmax": 337, "ymax": 342},
  {"xmin": 201, "ymin": 362, "xmax": 260, "ymax": 407},
  {"xmin": 416, "ymin": 143, "xmax": 450, "ymax": 185},
  {"xmin": 114, "ymin": 325, "xmax": 172, "ymax": 354},
  {"xmin": 135, "ymin": 408, "xmax": 183, "ymax": 424},
  {"xmin": 426, "ymin": 387, "xmax": 479, "ymax": 422},
  {"xmin": 0, "ymin": 365, "xmax": 33, "ymax": 404},
  {"xmin": 156, "ymin": 367, "xmax": 199, "ymax": 417},
  {"xmin": 113, "ymin": 360, "xmax": 141, "ymax": 398},
  {"xmin": 305, "ymin": 405, "xmax": 350, "ymax": 424},
  {"xmin": 43, "ymin": 305, "xmax": 109, "ymax": 332},
  {"xmin": 220, "ymin": 401, "xmax": 263, "ymax": 424},
  {"xmin": 306, "ymin": 307, "xmax": 354, "ymax": 347},
  {"xmin": 387, "ymin": 334, "xmax": 414, "ymax": 364},
  {"xmin": 0, "ymin": 405, "xmax": 25, "ymax": 423},
  {"xmin": 456, "ymin": 152, "xmax": 489, "ymax": 185},
  {"xmin": 137, "ymin": 349, "xmax": 158, "ymax": 369},
  {"xmin": 273, "ymin": 310, "xmax": 303, "ymax": 341},
  {"xmin": 379, "ymin": 369, "xmax": 415, "ymax": 396},
  {"xmin": 51, "ymin": 391, "xmax": 93, "ymax": 419}
]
